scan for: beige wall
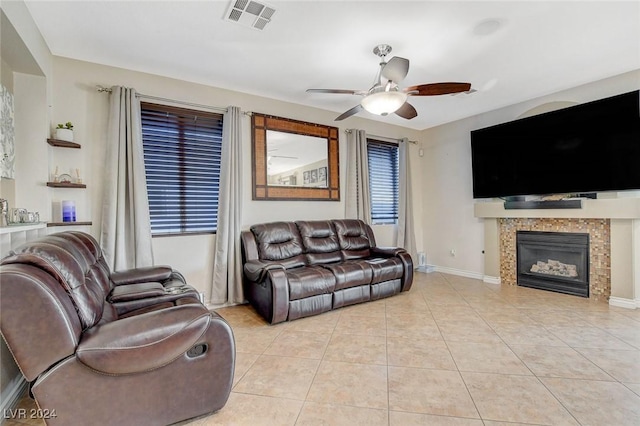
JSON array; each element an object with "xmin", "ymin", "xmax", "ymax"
[
  {"xmin": 1, "ymin": 58, "xmax": 14, "ymax": 88},
  {"xmin": 611, "ymin": 220, "xmax": 634, "ymax": 299},
  {"xmin": 635, "ymin": 220, "xmax": 640, "ymax": 302},
  {"xmin": 14, "ymin": 72, "xmax": 48, "ymax": 213}
]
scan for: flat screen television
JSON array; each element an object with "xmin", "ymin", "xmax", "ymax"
[{"xmin": 470, "ymin": 90, "xmax": 640, "ymax": 199}]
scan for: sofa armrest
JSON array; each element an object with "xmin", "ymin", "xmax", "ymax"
[
  {"xmin": 371, "ymin": 246, "xmax": 407, "ymax": 257},
  {"xmin": 110, "ymin": 266, "xmax": 174, "ymax": 286},
  {"xmin": 244, "ymin": 260, "xmax": 285, "ymax": 282},
  {"xmin": 243, "ymin": 266, "xmax": 289, "ymax": 325},
  {"xmin": 107, "ymin": 282, "xmax": 166, "ymax": 302},
  {"xmin": 397, "ymin": 251, "xmax": 414, "ymax": 292},
  {"xmin": 266, "ymin": 268, "xmax": 289, "ymax": 324},
  {"xmin": 370, "ymin": 247, "xmax": 413, "ymax": 292},
  {"xmin": 77, "ymin": 305, "xmax": 211, "ymax": 375}
]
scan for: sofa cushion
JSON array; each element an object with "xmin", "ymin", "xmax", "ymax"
[
  {"xmin": 371, "ymin": 279, "xmax": 402, "ymax": 300},
  {"xmin": 364, "ymin": 257, "xmax": 404, "ymax": 284},
  {"xmin": 333, "ymin": 285, "xmax": 370, "ymax": 309},
  {"xmin": 251, "ymin": 222, "xmax": 306, "ymax": 269},
  {"xmin": 2, "ymin": 236, "xmax": 109, "ymax": 329},
  {"xmin": 333, "ymin": 219, "xmax": 374, "ymax": 260},
  {"xmin": 322, "ymin": 261, "xmax": 373, "ymax": 290},
  {"xmin": 296, "ymin": 220, "xmax": 342, "ymax": 264},
  {"xmin": 288, "ymin": 294, "xmax": 332, "ymax": 321},
  {"xmin": 286, "ymin": 266, "xmax": 336, "ymax": 300},
  {"xmin": 54, "ymin": 231, "xmax": 112, "ymax": 284}
]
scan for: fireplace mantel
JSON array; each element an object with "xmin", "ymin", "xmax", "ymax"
[
  {"xmin": 474, "ymin": 197, "xmax": 640, "ymax": 309},
  {"xmin": 474, "ymin": 197, "xmax": 640, "ymax": 219}
]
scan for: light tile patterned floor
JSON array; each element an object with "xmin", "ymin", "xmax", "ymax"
[{"xmin": 6, "ymin": 272, "xmax": 640, "ymax": 425}]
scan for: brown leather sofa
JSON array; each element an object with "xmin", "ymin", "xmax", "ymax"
[
  {"xmin": 241, "ymin": 219, "xmax": 413, "ymax": 324},
  {"xmin": 0, "ymin": 231, "xmax": 234, "ymax": 426}
]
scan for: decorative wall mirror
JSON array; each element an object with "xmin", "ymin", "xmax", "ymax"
[{"xmin": 252, "ymin": 113, "xmax": 339, "ymax": 201}]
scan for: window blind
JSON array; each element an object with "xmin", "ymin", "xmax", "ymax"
[
  {"xmin": 367, "ymin": 140, "xmax": 399, "ymax": 224},
  {"xmin": 141, "ymin": 102, "xmax": 223, "ymax": 235}
]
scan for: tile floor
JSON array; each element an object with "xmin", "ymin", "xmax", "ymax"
[{"xmin": 6, "ymin": 272, "xmax": 640, "ymax": 425}]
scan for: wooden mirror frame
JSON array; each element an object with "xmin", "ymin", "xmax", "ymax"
[{"xmin": 252, "ymin": 113, "xmax": 340, "ymax": 201}]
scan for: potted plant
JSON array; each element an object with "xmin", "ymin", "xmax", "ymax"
[{"xmin": 55, "ymin": 122, "xmax": 74, "ymax": 142}]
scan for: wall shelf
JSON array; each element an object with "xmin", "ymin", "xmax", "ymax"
[
  {"xmin": 46, "ymin": 182, "xmax": 86, "ymax": 188},
  {"xmin": 47, "ymin": 221, "xmax": 92, "ymax": 227},
  {"xmin": 47, "ymin": 138, "xmax": 81, "ymax": 149}
]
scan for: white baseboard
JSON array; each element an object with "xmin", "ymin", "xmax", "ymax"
[
  {"xmin": 483, "ymin": 275, "xmax": 501, "ymax": 285},
  {"xmin": 0, "ymin": 375, "xmax": 27, "ymax": 422},
  {"xmin": 609, "ymin": 296, "xmax": 639, "ymax": 310},
  {"xmin": 420, "ymin": 265, "xmax": 500, "ymax": 285},
  {"xmin": 415, "ymin": 265, "xmax": 435, "ymax": 273},
  {"xmin": 428, "ymin": 265, "xmax": 485, "ymax": 281}
]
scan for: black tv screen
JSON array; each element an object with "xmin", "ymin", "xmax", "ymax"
[{"xmin": 471, "ymin": 90, "xmax": 640, "ymax": 199}]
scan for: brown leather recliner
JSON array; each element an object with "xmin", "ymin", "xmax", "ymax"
[
  {"xmin": 241, "ymin": 219, "xmax": 413, "ymax": 324},
  {"xmin": 0, "ymin": 231, "xmax": 235, "ymax": 426}
]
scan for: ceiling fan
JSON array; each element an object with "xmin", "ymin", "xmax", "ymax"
[{"xmin": 307, "ymin": 44, "xmax": 473, "ymax": 121}]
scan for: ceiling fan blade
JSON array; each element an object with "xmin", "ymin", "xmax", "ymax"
[
  {"xmin": 406, "ymin": 82, "xmax": 472, "ymax": 96},
  {"xmin": 335, "ymin": 104, "xmax": 363, "ymax": 121},
  {"xmin": 394, "ymin": 102, "xmax": 418, "ymax": 120},
  {"xmin": 381, "ymin": 57, "xmax": 410, "ymax": 83},
  {"xmin": 307, "ymin": 89, "xmax": 363, "ymax": 95}
]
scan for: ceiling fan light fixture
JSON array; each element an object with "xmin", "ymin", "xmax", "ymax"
[{"xmin": 360, "ymin": 91, "xmax": 407, "ymax": 116}]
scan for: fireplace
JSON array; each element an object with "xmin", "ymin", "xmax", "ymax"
[{"xmin": 516, "ymin": 231, "xmax": 589, "ymax": 297}]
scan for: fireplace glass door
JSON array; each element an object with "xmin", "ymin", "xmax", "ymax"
[{"xmin": 516, "ymin": 231, "xmax": 589, "ymax": 297}]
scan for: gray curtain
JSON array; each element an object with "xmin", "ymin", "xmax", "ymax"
[
  {"xmin": 345, "ymin": 129, "xmax": 371, "ymax": 222},
  {"xmin": 100, "ymin": 86, "xmax": 154, "ymax": 270},
  {"xmin": 211, "ymin": 106, "xmax": 244, "ymax": 304},
  {"xmin": 396, "ymin": 138, "xmax": 416, "ymax": 258}
]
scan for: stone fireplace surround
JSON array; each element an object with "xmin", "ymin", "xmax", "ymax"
[
  {"xmin": 475, "ymin": 196, "xmax": 640, "ymax": 308},
  {"xmin": 500, "ymin": 218, "xmax": 609, "ymax": 300}
]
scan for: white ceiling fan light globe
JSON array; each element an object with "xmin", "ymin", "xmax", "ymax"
[{"xmin": 360, "ymin": 91, "xmax": 408, "ymax": 116}]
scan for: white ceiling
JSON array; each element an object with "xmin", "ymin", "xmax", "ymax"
[{"xmin": 24, "ymin": 0, "xmax": 640, "ymax": 130}]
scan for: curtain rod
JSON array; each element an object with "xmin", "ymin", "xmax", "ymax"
[
  {"xmin": 96, "ymin": 86, "xmax": 252, "ymax": 115},
  {"xmin": 345, "ymin": 129, "xmax": 418, "ymax": 145}
]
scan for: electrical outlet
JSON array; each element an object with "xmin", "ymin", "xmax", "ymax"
[{"xmin": 450, "ymin": 248, "xmax": 456, "ymax": 257}]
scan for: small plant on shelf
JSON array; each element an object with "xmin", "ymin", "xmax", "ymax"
[
  {"xmin": 55, "ymin": 122, "xmax": 74, "ymax": 142},
  {"xmin": 56, "ymin": 122, "xmax": 74, "ymax": 130}
]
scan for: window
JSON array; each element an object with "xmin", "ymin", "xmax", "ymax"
[
  {"xmin": 367, "ymin": 139, "xmax": 399, "ymax": 224},
  {"xmin": 141, "ymin": 103, "xmax": 223, "ymax": 235}
]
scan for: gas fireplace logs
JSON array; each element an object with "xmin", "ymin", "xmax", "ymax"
[{"xmin": 530, "ymin": 260, "xmax": 578, "ymax": 278}]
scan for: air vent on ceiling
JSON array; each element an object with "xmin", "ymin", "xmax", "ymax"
[{"xmin": 224, "ymin": 0, "xmax": 276, "ymax": 31}]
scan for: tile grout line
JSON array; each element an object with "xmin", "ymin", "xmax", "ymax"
[{"xmin": 436, "ymin": 273, "xmax": 485, "ymax": 422}]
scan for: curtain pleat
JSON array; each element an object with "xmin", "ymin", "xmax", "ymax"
[
  {"xmin": 100, "ymin": 86, "xmax": 154, "ymax": 270},
  {"xmin": 211, "ymin": 106, "xmax": 244, "ymax": 304},
  {"xmin": 345, "ymin": 129, "xmax": 371, "ymax": 223},
  {"xmin": 396, "ymin": 138, "xmax": 416, "ymax": 258}
]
